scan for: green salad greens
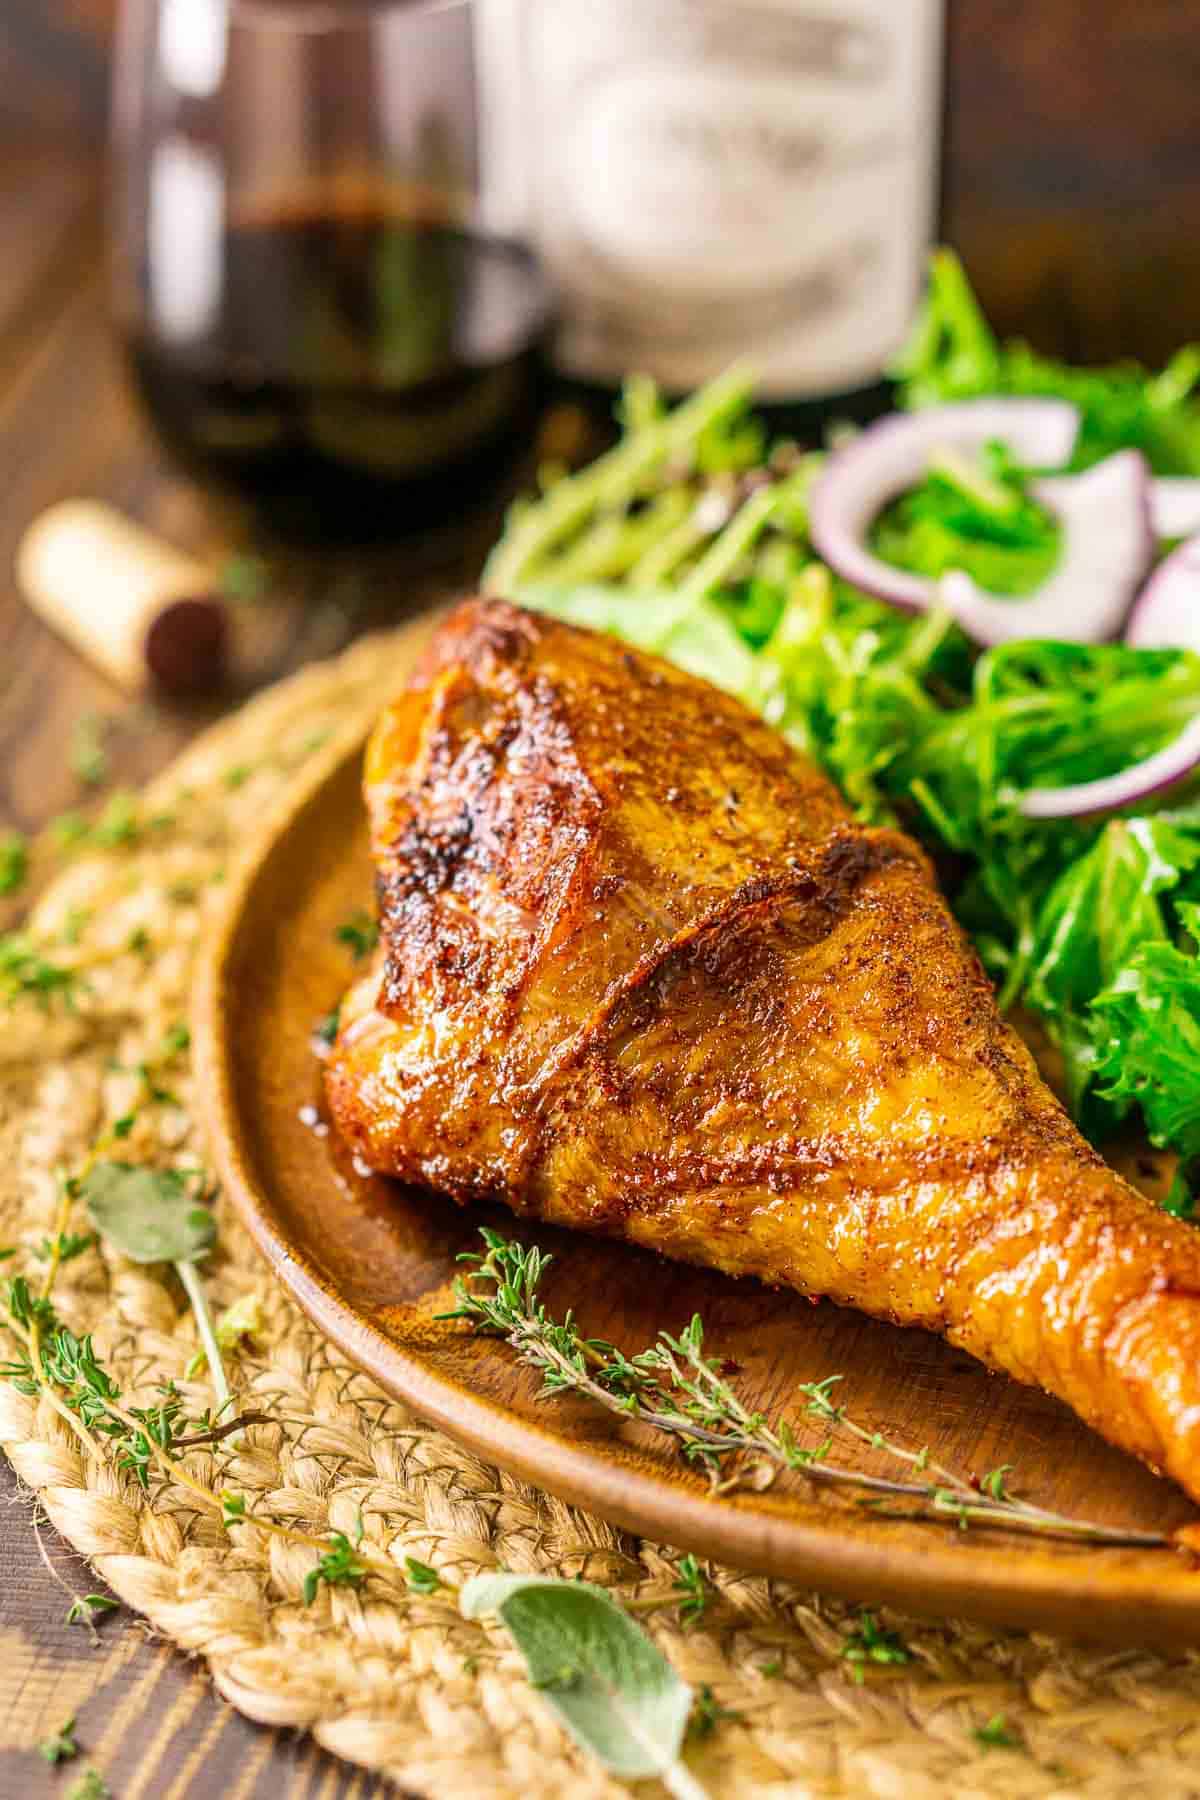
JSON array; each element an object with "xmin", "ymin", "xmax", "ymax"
[
  {"xmin": 870, "ymin": 440, "xmax": 1060, "ymax": 597},
  {"xmin": 894, "ymin": 246, "xmax": 1200, "ymax": 475},
  {"xmin": 483, "ymin": 253, "xmax": 1200, "ymax": 1212}
]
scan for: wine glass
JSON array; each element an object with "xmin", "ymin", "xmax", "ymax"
[{"xmin": 110, "ymin": 0, "xmax": 553, "ymax": 544}]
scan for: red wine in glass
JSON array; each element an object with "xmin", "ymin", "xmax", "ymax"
[{"xmin": 112, "ymin": 0, "xmax": 553, "ymax": 543}]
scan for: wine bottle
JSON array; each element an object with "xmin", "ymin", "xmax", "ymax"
[{"xmin": 475, "ymin": 0, "xmax": 944, "ymax": 420}]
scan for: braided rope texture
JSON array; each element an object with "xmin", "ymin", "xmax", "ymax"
[{"xmin": 4, "ymin": 632, "xmax": 1200, "ymax": 1798}]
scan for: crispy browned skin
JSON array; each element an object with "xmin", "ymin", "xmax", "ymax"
[{"xmin": 327, "ymin": 597, "xmax": 1200, "ymax": 1500}]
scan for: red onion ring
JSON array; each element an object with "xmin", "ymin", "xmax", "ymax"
[
  {"xmin": 1125, "ymin": 533, "xmax": 1200, "ymax": 656},
  {"xmin": 808, "ymin": 398, "xmax": 1080, "ymax": 616},
  {"xmin": 1019, "ymin": 716, "xmax": 1200, "ymax": 820},
  {"xmin": 1018, "ymin": 530, "xmax": 1200, "ymax": 818},
  {"xmin": 1151, "ymin": 477, "xmax": 1200, "ymax": 542},
  {"xmin": 942, "ymin": 452, "xmax": 1154, "ymax": 648}
]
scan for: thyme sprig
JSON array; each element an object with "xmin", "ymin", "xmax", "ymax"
[
  {"xmin": 0, "ymin": 1278, "xmax": 421, "ymax": 1596},
  {"xmin": 0, "ymin": 727, "xmax": 478, "ymax": 1640},
  {"xmin": 445, "ymin": 1230, "xmax": 1168, "ymax": 1549}
]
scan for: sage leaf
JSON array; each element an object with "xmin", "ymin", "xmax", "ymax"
[
  {"xmin": 80, "ymin": 1163, "xmax": 215, "ymax": 1264},
  {"xmin": 460, "ymin": 1573, "xmax": 703, "ymax": 1793}
]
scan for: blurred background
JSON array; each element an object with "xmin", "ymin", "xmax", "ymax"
[
  {"xmin": 9, "ymin": 0, "xmax": 1200, "ymax": 366},
  {"xmin": 3, "ymin": 0, "xmax": 1200, "ymax": 747}
]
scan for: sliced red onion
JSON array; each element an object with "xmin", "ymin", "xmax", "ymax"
[
  {"xmin": 940, "ymin": 451, "xmax": 1154, "ymax": 647},
  {"xmin": 1151, "ymin": 477, "xmax": 1200, "ymax": 542},
  {"xmin": 1019, "ymin": 715, "xmax": 1200, "ymax": 819},
  {"xmin": 808, "ymin": 398, "xmax": 1080, "ymax": 613},
  {"xmin": 1125, "ymin": 532, "xmax": 1200, "ymax": 654},
  {"xmin": 1018, "ymin": 529, "xmax": 1200, "ymax": 819}
]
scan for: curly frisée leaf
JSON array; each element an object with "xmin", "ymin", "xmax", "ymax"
[
  {"xmin": 1091, "ymin": 933, "xmax": 1200, "ymax": 1162},
  {"xmin": 459, "ymin": 1573, "xmax": 700, "ymax": 1788},
  {"xmin": 79, "ymin": 1163, "xmax": 215, "ymax": 1264}
]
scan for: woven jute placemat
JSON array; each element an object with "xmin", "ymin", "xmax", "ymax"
[{"xmin": 4, "ymin": 630, "xmax": 1200, "ymax": 1799}]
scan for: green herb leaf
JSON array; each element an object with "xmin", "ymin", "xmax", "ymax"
[
  {"xmin": 1090, "ymin": 936, "xmax": 1200, "ymax": 1163},
  {"xmin": 687, "ymin": 1683, "xmax": 741, "ymax": 1741},
  {"xmin": 313, "ymin": 1006, "xmax": 341, "ymax": 1047},
  {"xmin": 67, "ymin": 1767, "xmax": 109, "ymax": 1800},
  {"xmin": 35, "ymin": 1231, "xmax": 96, "ymax": 1265},
  {"xmin": 185, "ymin": 1291, "xmax": 262, "ymax": 1377},
  {"xmin": 840, "ymin": 1611, "xmax": 911, "ymax": 1683},
  {"xmin": 91, "ymin": 790, "xmax": 141, "ymax": 849},
  {"xmin": 0, "ymin": 832, "xmax": 27, "ymax": 896},
  {"xmin": 460, "ymin": 1573, "xmax": 696, "ymax": 1784},
  {"xmin": 66, "ymin": 1594, "xmax": 119, "ymax": 1627},
  {"xmin": 980, "ymin": 1464, "xmax": 1014, "ymax": 1502},
  {"xmin": 672, "ymin": 1553, "xmax": 710, "ymax": 1627},
  {"xmin": 871, "ymin": 440, "xmax": 1061, "ymax": 597},
  {"xmin": 303, "ymin": 1531, "xmax": 368, "ymax": 1605},
  {"xmin": 522, "ymin": 584, "xmax": 759, "ymax": 699},
  {"xmin": 404, "ymin": 1556, "xmax": 442, "ymax": 1594},
  {"xmin": 448, "ymin": 1227, "xmax": 1166, "ymax": 1547},
  {"xmin": 70, "ymin": 713, "xmax": 109, "ymax": 788},
  {"xmin": 51, "ymin": 810, "xmax": 89, "ymax": 848},
  {"xmin": 80, "ymin": 1163, "xmax": 215, "ymax": 1264},
  {"xmin": 0, "ymin": 932, "xmax": 81, "ymax": 1010},
  {"xmin": 220, "ymin": 552, "xmax": 270, "ymax": 603},
  {"xmin": 335, "ymin": 910, "xmax": 379, "ymax": 961},
  {"xmin": 5, "ymin": 1272, "xmax": 59, "ymax": 1333},
  {"xmin": 160, "ymin": 1022, "xmax": 191, "ymax": 1058},
  {"xmin": 895, "ymin": 247, "xmax": 1200, "ymax": 475},
  {"xmin": 38, "ymin": 1716, "xmax": 79, "ymax": 1764},
  {"xmin": 974, "ymin": 1712, "xmax": 1022, "ymax": 1749}
]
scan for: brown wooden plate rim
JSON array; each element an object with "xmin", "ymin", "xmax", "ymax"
[{"xmin": 193, "ymin": 689, "xmax": 1200, "ymax": 1647}]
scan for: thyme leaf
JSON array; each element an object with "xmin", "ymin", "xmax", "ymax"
[
  {"xmin": 70, "ymin": 713, "xmax": 110, "ymax": 788},
  {"xmin": 672, "ymin": 1554, "xmax": 711, "ymax": 1627},
  {"xmin": 66, "ymin": 1594, "xmax": 120, "ymax": 1628},
  {"xmin": 0, "ymin": 832, "xmax": 27, "ymax": 896},
  {"xmin": 67, "ymin": 1768, "xmax": 110, "ymax": 1800},
  {"xmin": 841, "ymin": 1611, "xmax": 911, "ymax": 1683},
  {"xmin": 687, "ymin": 1685, "xmax": 742, "ymax": 1741},
  {"xmin": 303, "ymin": 1530, "xmax": 368, "ymax": 1605},
  {"xmin": 335, "ymin": 910, "xmax": 379, "ymax": 961},
  {"xmin": 404, "ymin": 1556, "xmax": 442, "ymax": 1595},
  {"xmin": 974, "ymin": 1712, "xmax": 1023, "ymax": 1750},
  {"xmin": 38, "ymin": 1716, "xmax": 79, "ymax": 1764}
]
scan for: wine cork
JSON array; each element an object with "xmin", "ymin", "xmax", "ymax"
[{"xmin": 16, "ymin": 499, "xmax": 229, "ymax": 695}]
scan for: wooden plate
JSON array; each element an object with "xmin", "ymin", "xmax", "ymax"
[{"xmin": 194, "ymin": 621, "xmax": 1200, "ymax": 1646}]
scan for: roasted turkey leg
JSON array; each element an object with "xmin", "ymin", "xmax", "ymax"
[{"xmin": 327, "ymin": 598, "xmax": 1200, "ymax": 1501}]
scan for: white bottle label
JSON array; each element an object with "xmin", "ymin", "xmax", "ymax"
[{"xmin": 475, "ymin": 0, "xmax": 943, "ymax": 398}]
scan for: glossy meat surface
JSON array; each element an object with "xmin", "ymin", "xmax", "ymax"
[{"xmin": 327, "ymin": 598, "xmax": 1200, "ymax": 1501}]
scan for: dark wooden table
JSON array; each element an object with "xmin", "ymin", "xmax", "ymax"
[{"xmin": 0, "ymin": 141, "xmax": 421, "ymax": 1800}]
